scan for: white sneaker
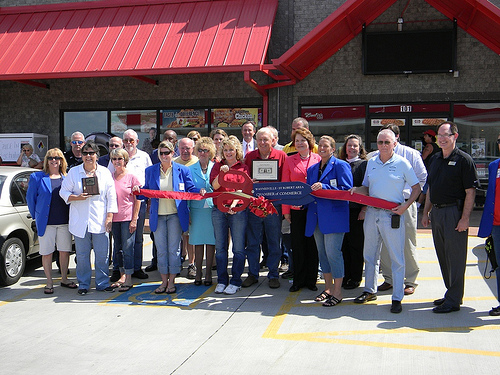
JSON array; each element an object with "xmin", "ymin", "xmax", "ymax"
[
  {"xmin": 214, "ymin": 284, "xmax": 226, "ymax": 294},
  {"xmin": 224, "ymin": 284, "xmax": 241, "ymax": 295}
]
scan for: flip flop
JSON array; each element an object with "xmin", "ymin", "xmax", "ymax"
[
  {"xmin": 154, "ymin": 286, "xmax": 167, "ymax": 294},
  {"xmin": 111, "ymin": 281, "xmax": 124, "ymax": 288},
  {"xmin": 119, "ymin": 285, "xmax": 133, "ymax": 292},
  {"xmin": 166, "ymin": 286, "xmax": 177, "ymax": 294},
  {"xmin": 60, "ymin": 281, "xmax": 78, "ymax": 289},
  {"xmin": 44, "ymin": 286, "xmax": 54, "ymax": 294}
]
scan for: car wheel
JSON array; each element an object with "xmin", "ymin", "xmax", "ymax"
[{"xmin": 0, "ymin": 238, "xmax": 26, "ymax": 286}]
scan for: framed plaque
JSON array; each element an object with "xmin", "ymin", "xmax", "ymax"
[
  {"xmin": 82, "ymin": 177, "xmax": 100, "ymax": 195},
  {"xmin": 252, "ymin": 159, "xmax": 279, "ymax": 181}
]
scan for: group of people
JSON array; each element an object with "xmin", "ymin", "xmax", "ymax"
[{"xmin": 24, "ymin": 118, "xmax": 499, "ymax": 317}]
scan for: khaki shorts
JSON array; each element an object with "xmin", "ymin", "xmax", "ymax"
[{"xmin": 38, "ymin": 224, "xmax": 72, "ymax": 255}]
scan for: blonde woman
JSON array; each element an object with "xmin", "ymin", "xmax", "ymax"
[{"xmin": 27, "ymin": 148, "xmax": 75, "ymax": 294}]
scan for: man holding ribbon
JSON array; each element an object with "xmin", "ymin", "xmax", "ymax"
[{"xmin": 352, "ymin": 129, "xmax": 420, "ymax": 314}]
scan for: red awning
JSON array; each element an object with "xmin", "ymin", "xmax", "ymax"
[
  {"xmin": 0, "ymin": 0, "xmax": 278, "ymax": 81},
  {"xmin": 273, "ymin": 0, "xmax": 500, "ymax": 81}
]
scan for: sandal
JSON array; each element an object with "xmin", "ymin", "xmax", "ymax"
[
  {"xmin": 154, "ymin": 286, "xmax": 167, "ymax": 294},
  {"xmin": 314, "ymin": 291, "xmax": 331, "ymax": 302},
  {"xmin": 61, "ymin": 281, "xmax": 78, "ymax": 289},
  {"xmin": 111, "ymin": 281, "xmax": 124, "ymax": 288},
  {"xmin": 323, "ymin": 296, "xmax": 342, "ymax": 307},
  {"xmin": 44, "ymin": 286, "xmax": 54, "ymax": 294},
  {"xmin": 119, "ymin": 285, "xmax": 133, "ymax": 292},
  {"xmin": 166, "ymin": 286, "xmax": 177, "ymax": 294}
]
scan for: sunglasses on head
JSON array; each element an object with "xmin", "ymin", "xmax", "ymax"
[
  {"xmin": 82, "ymin": 151, "xmax": 96, "ymax": 156},
  {"xmin": 71, "ymin": 140, "xmax": 84, "ymax": 145},
  {"xmin": 47, "ymin": 156, "xmax": 62, "ymax": 161},
  {"xmin": 159, "ymin": 151, "xmax": 172, "ymax": 156}
]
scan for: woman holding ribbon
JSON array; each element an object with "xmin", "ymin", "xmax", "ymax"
[
  {"xmin": 27, "ymin": 148, "xmax": 75, "ymax": 294},
  {"xmin": 282, "ymin": 127, "xmax": 321, "ymax": 292},
  {"xmin": 189, "ymin": 137, "xmax": 216, "ymax": 286},
  {"xmin": 338, "ymin": 134, "xmax": 368, "ymax": 290},
  {"xmin": 306, "ymin": 136, "xmax": 353, "ymax": 306},
  {"xmin": 210, "ymin": 136, "xmax": 249, "ymax": 295},
  {"xmin": 137, "ymin": 141, "xmax": 196, "ymax": 294}
]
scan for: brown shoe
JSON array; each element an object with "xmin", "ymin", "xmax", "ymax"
[
  {"xmin": 404, "ymin": 285, "xmax": 415, "ymax": 295},
  {"xmin": 377, "ymin": 282, "xmax": 393, "ymax": 291}
]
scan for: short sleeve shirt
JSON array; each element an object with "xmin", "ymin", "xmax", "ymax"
[
  {"xmin": 427, "ymin": 147, "xmax": 479, "ymax": 204},
  {"xmin": 113, "ymin": 173, "xmax": 140, "ymax": 222}
]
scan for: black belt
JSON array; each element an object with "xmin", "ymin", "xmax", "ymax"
[{"xmin": 432, "ymin": 202, "xmax": 457, "ymax": 209}]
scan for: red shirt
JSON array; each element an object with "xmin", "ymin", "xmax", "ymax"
[
  {"xmin": 494, "ymin": 165, "xmax": 500, "ymax": 225},
  {"xmin": 244, "ymin": 148, "xmax": 287, "ymax": 182},
  {"xmin": 210, "ymin": 160, "xmax": 249, "ymax": 205}
]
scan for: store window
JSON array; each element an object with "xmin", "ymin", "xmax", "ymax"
[
  {"xmin": 110, "ymin": 110, "xmax": 157, "ymax": 151},
  {"xmin": 300, "ymin": 105, "xmax": 366, "ymax": 149},
  {"xmin": 63, "ymin": 111, "xmax": 107, "ymax": 153}
]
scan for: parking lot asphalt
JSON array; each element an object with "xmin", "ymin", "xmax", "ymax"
[{"xmin": 1, "ymin": 209, "xmax": 499, "ymax": 375}]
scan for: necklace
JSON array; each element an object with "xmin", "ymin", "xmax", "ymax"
[{"xmin": 299, "ymin": 153, "xmax": 310, "ymax": 160}]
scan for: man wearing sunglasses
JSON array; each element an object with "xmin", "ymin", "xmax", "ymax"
[
  {"xmin": 64, "ymin": 132, "xmax": 86, "ymax": 171},
  {"xmin": 351, "ymin": 129, "xmax": 420, "ymax": 314},
  {"xmin": 98, "ymin": 137, "xmax": 124, "ymax": 168}
]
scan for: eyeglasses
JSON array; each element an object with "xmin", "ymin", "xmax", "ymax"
[
  {"xmin": 111, "ymin": 157, "xmax": 124, "ymax": 161},
  {"xmin": 198, "ymin": 149, "xmax": 210, "ymax": 153},
  {"xmin": 159, "ymin": 151, "xmax": 172, "ymax": 156},
  {"xmin": 377, "ymin": 140, "xmax": 392, "ymax": 145},
  {"xmin": 47, "ymin": 156, "xmax": 62, "ymax": 161},
  {"xmin": 437, "ymin": 133, "xmax": 454, "ymax": 138},
  {"xmin": 82, "ymin": 151, "xmax": 96, "ymax": 156},
  {"xmin": 123, "ymin": 138, "xmax": 136, "ymax": 143},
  {"xmin": 71, "ymin": 140, "xmax": 84, "ymax": 145},
  {"xmin": 109, "ymin": 144, "xmax": 121, "ymax": 148}
]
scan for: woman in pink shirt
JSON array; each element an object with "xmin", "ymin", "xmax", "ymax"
[
  {"xmin": 282, "ymin": 128, "xmax": 321, "ymax": 293},
  {"xmin": 110, "ymin": 148, "xmax": 141, "ymax": 292}
]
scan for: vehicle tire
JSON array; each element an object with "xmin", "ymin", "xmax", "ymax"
[{"xmin": 0, "ymin": 238, "xmax": 26, "ymax": 286}]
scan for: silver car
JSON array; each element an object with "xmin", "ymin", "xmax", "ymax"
[{"xmin": 0, "ymin": 166, "xmax": 40, "ymax": 286}]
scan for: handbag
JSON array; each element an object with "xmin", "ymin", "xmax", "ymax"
[{"xmin": 484, "ymin": 236, "xmax": 498, "ymax": 279}]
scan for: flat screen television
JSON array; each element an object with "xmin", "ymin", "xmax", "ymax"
[{"xmin": 362, "ymin": 24, "xmax": 457, "ymax": 75}]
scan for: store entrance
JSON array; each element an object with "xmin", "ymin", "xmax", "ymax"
[{"xmin": 367, "ymin": 104, "xmax": 451, "ymax": 153}]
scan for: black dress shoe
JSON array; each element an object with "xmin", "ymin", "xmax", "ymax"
[
  {"xmin": 110, "ymin": 270, "xmax": 121, "ymax": 283},
  {"xmin": 194, "ymin": 280, "xmax": 202, "ymax": 286},
  {"xmin": 307, "ymin": 285, "xmax": 318, "ymax": 291},
  {"xmin": 132, "ymin": 269, "xmax": 149, "ymax": 279},
  {"xmin": 289, "ymin": 285, "xmax": 301, "ymax": 292},
  {"xmin": 390, "ymin": 300, "xmax": 402, "ymax": 313},
  {"xmin": 433, "ymin": 304, "xmax": 460, "ymax": 313},
  {"xmin": 145, "ymin": 264, "xmax": 157, "ymax": 272},
  {"xmin": 433, "ymin": 298, "xmax": 446, "ymax": 306},
  {"xmin": 354, "ymin": 292, "xmax": 377, "ymax": 304},
  {"xmin": 344, "ymin": 280, "xmax": 361, "ymax": 290}
]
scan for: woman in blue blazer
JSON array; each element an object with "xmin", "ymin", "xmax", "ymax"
[
  {"xmin": 26, "ymin": 148, "xmax": 76, "ymax": 294},
  {"xmin": 138, "ymin": 141, "xmax": 197, "ymax": 294},
  {"xmin": 478, "ymin": 134, "xmax": 500, "ymax": 316},
  {"xmin": 306, "ymin": 136, "xmax": 353, "ymax": 307}
]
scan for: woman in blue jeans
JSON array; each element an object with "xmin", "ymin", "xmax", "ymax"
[
  {"xmin": 136, "ymin": 141, "xmax": 197, "ymax": 294},
  {"xmin": 478, "ymin": 132, "xmax": 500, "ymax": 316},
  {"xmin": 306, "ymin": 136, "xmax": 353, "ymax": 307},
  {"xmin": 210, "ymin": 136, "xmax": 248, "ymax": 295},
  {"xmin": 110, "ymin": 148, "xmax": 141, "ymax": 292}
]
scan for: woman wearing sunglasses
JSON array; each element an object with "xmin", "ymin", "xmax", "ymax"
[
  {"xmin": 17, "ymin": 144, "xmax": 43, "ymax": 169},
  {"xmin": 27, "ymin": 148, "xmax": 75, "ymax": 294},
  {"xmin": 109, "ymin": 147, "xmax": 141, "ymax": 292},
  {"xmin": 60, "ymin": 141, "xmax": 118, "ymax": 295},
  {"xmin": 136, "ymin": 141, "xmax": 197, "ymax": 294}
]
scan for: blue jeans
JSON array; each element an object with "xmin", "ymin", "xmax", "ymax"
[
  {"xmin": 363, "ymin": 207, "xmax": 405, "ymax": 301},
  {"xmin": 245, "ymin": 205, "xmax": 282, "ymax": 279},
  {"xmin": 133, "ymin": 201, "xmax": 147, "ymax": 271},
  {"xmin": 490, "ymin": 225, "xmax": 500, "ymax": 303},
  {"xmin": 212, "ymin": 208, "xmax": 247, "ymax": 287},
  {"xmin": 154, "ymin": 214, "xmax": 183, "ymax": 275},
  {"xmin": 314, "ymin": 226, "xmax": 345, "ymax": 279},
  {"xmin": 112, "ymin": 221, "xmax": 136, "ymax": 275},
  {"xmin": 74, "ymin": 230, "xmax": 110, "ymax": 290}
]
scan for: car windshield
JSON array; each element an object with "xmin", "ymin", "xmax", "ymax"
[{"xmin": 0, "ymin": 175, "xmax": 6, "ymax": 199}]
